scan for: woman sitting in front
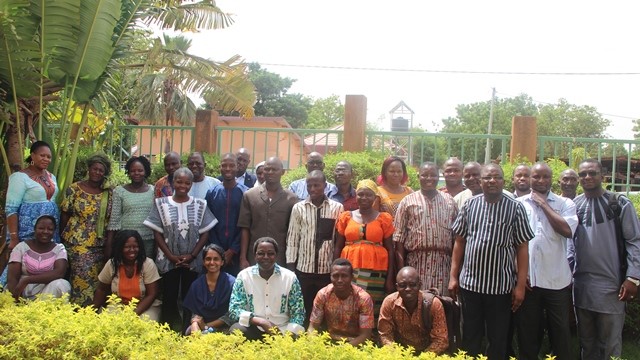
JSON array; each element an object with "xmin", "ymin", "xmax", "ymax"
[
  {"xmin": 93, "ymin": 230, "xmax": 161, "ymax": 321},
  {"xmin": 7, "ymin": 215, "xmax": 70, "ymax": 300},
  {"xmin": 183, "ymin": 244, "xmax": 236, "ymax": 334}
]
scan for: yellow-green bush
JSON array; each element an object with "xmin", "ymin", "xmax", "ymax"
[{"xmin": 0, "ymin": 292, "xmax": 485, "ymax": 359}]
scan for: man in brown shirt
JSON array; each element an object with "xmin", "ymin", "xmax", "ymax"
[
  {"xmin": 238, "ymin": 157, "xmax": 297, "ymax": 268},
  {"xmin": 378, "ymin": 266, "xmax": 449, "ymax": 354}
]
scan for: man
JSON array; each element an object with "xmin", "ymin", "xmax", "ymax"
[
  {"xmin": 330, "ymin": 161, "xmax": 358, "ymax": 211},
  {"xmin": 154, "ymin": 151, "xmax": 181, "ymax": 198},
  {"xmin": 558, "ymin": 168, "xmax": 579, "ymax": 199},
  {"xmin": 308, "ymin": 258, "xmax": 374, "ymax": 346},
  {"xmin": 288, "ymin": 152, "xmax": 337, "ymax": 201},
  {"xmin": 286, "ymin": 170, "xmax": 344, "ymax": 321},
  {"xmin": 438, "ymin": 157, "xmax": 465, "ymax": 197},
  {"xmin": 378, "ymin": 266, "xmax": 449, "ymax": 354},
  {"xmin": 449, "ymin": 163, "xmax": 534, "ymax": 360},
  {"xmin": 571, "ymin": 159, "xmax": 640, "ymax": 360},
  {"xmin": 453, "ymin": 161, "xmax": 482, "ymax": 209},
  {"xmin": 205, "ymin": 153, "xmax": 249, "ymax": 276},
  {"xmin": 515, "ymin": 162, "xmax": 578, "ymax": 360},
  {"xmin": 394, "ymin": 162, "xmax": 458, "ymax": 295},
  {"xmin": 238, "ymin": 157, "xmax": 298, "ymax": 269},
  {"xmin": 220, "ymin": 148, "xmax": 257, "ymax": 188},
  {"xmin": 512, "ymin": 164, "xmax": 531, "ymax": 197},
  {"xmin": 187, "ymin": 152, "xmax": 220, "ymax": 199}
]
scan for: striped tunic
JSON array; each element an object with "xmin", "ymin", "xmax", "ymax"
[
  {"xmin": 393, "ymin": 191, "xmax": 458, "ymax": 295},
  {"xmin": 452, "ymin": 193, "xmax": 534, "ymax": 295},
  {"xmin": 285, "ymin": 197, "xmax": 344, "ymax": 274}
]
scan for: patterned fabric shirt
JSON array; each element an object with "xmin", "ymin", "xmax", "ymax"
[
  {"xmin": 378, "ymin": 291, "xmax": 449, "ymax": 354},
  {"xmin": 285, "ymin": 197, "xmax": 344, "ymax": 274},
  {"xmin": 309, "ymin": 283, "xmax": 374, "ymax": 338},
  {"xmin": 452, "ymin": 193, "xmax": 535, "ymax": 295},
  {"xmin": 288, "ymin": 178, "xmax": 338, "ymax": 201},
  {"xmin": 330, "ymin": 185, "xmax": 358, "ymax": 211},
  {"xmin": 153, "ymin": 175, "xmax": 173, "ymax": 198},
  {"xmin": 393, "ymin": 191, "xmax": 458, "ymax": 294},
  {"xmin": 229, "ymin": 264, "xmax": 305, "ymax": 332}
]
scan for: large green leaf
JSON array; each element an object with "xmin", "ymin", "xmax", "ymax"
[
  {"xmin": 0, "ymin": 0, "xmax": 40, "ymax": 99},
  {"xmin": 31, "ymin": 0, "xmax": 81, "ymax": 82},
  {"xmin": 70, "ymin": 0, "xmax": 121, "ymax": 84}
]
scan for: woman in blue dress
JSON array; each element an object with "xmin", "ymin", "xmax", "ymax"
[
  {"xmin": 183, "ymin": 244, "xmax": 235, "ymax": 334},
  {"xmin": 2, "ymin": 141, "xmax": 59, "ymax": 285}
]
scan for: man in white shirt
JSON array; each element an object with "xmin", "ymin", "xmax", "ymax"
[{"xmin": 515, "ymin": 162, "xmax": 578, "ymax": 360}]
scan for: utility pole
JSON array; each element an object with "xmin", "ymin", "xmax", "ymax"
[{"xmin": 484, "ymin": 87, "xmax": 496, "ymax": 164}]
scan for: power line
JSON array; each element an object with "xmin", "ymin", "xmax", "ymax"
[{"xmin": 260, "ymin": 63, "xmax": 640, "ymax": 76}]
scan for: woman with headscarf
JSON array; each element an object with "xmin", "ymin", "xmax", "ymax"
[
  {"xmin": 334, "ymin": 179, "xmax": 395, "ymax": 314},
  {"xmin": 60, "ymin": 153, "xmax": 112, "ymax": 306}
]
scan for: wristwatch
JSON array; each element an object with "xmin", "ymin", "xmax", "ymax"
[{"xmin": 627, "ymin": 277, "xmax": 640, "ymax": 286}]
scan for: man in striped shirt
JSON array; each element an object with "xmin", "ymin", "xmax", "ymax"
[
  {"xmin": 449, "ymin": 163, "xmax": 535, "ymax": 360},
  {"xmin": 286, "ymin": 170, "xmax": 344, "ymax": 324}
]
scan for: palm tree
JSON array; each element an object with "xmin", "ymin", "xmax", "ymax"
[{"xmin": 0, "ymin": 0, "xmax": 255, "ymax": 194}]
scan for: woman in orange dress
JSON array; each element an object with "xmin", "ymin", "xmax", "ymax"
[
  {"xmin": 334, "ymin": 179, "xmax": 395, "ymax": 314},
  {"xmin": 376, "ymin": 156, "xmax": 413, "ymax": 216}
]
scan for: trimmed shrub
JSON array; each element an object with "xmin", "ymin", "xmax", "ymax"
[{"xmin": 0, "ymin": 293, "xmax": 479, "ymax": 359}]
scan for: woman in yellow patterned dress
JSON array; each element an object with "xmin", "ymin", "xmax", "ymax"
[{"xmin": 60, "ymin": 153, "xmax": 113, "ymax": 306}]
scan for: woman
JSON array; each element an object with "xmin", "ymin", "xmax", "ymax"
[
  {"xmin": 7, "ymin": 215, "xmax": 70, "ymax": 300},
  {"xmin": 93, "ymin": 230, "xmax": 161, "ymax": 321},
  {"xmin": 254, "ymin": 161, "xmax": 266, "ymax": 186},
  {"xmin": 107, "ymin": 156, "xmax": 155, "ymax": 259},
  {"xmin": 2, "ymin": 141, "xmax": 60, "ymax": 285},
  {"xmin": 335, "ymin": 179, "xmax": 395, "ymax": 314},
  {"xmin": 143, "ymin": 167, "xmax": 217, "ymax": 331},
  {"xmin": 376, "ymin": 156, "xmax": 413, "ymax": 216},
  {"xmin": 228, "ymin": 237, "xmax": 305, "ymax": 339},
  {"xmin": 183, "ymin": 244, "xmax": 236, "ymax": 334},
  {"xmin": 60, "ymin": 153, "xmax": 112, "ymax": 306}
]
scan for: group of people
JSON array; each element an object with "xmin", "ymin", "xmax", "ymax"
[{"xmin": 3, "ymin": 140, "xmax": 640, "ymax": 359}]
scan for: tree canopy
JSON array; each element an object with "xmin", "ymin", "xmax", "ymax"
[{"xmin": 441, "ymin": 94, "xmax": 610, "ymax": 138}]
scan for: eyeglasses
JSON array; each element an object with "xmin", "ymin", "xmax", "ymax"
[
  {"xmin": 578, "ymin": 171, "xmax": 600, "ymax": 178},
  {"xmin": 396, "ymin": 282, "xmax": 419, "ymax": 289}
]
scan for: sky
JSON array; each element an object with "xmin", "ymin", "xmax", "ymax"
[{"xmin": 188, "ymin": 0, "xmax": 640, "ymax": 139}]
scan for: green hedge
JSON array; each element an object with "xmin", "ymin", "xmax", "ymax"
[{"xmin": 0, "ymin": 293, "xmax": 476, "ymax": 359}]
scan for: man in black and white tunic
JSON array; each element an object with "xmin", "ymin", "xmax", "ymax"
[{"xmin": 448, "ymin": 163, "xmax": 534, "ymax": 360}]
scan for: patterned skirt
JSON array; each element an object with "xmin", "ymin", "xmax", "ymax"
[
  {"xmin": 352, "ymin": 268, "xmax": 387, "ymax": 316},
  {"xmin": 67, "ymin": 245, "xmax": 104, "ymax": 307}
]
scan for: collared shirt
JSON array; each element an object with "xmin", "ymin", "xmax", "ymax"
[
  {"xmin": 518, "ymin": 192, "xmax": 578, "ymax": 289},
  {"xmin": 452, "ymin": 193, "xmax": 535, "ymax": 295},
  {"xmin": 237, "ymin": 183, "xmax": 298, "ymax": 266},
  {"xmin": 571, "ymin": 192, "xmax": 640, "ymax": 314},
  {"xmin": 153, "ymin": 175, "xmax": 172, "ymax": 198},
  {"xmin": 285, "ymin": 197, "xmax": 344, "ymax": 274},
  {"xmin": 189, "ymin": 176, "xmax": 221, "ymax": 199},
  {"xmin": 288, "ymin": 178, "xmax": 338, "ymax": 201},
  {"xmin": 309, "ymin": 283, "xmax": 374, "ymax": 338},
  {"xmin": 228, "ymin": 264, "xmax": 305, "ymax": 333},
  {"xmin": 330, "ymin": 184, "xmax": 358, "ymax": 211},
  {"xmin": 378, "ymin": 291, "xmax": 448, "ymax": 354}
]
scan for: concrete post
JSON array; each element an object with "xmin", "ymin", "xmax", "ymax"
[
  {"xmin": 343, "ymin": 95, "xmax": 367, "ymax": 152},
  {"xmin": 194, "ymin": 109, "xmax": 218, "ymax": 154},
  {"xmin": 510, "ymin": 116, "xmax": 537, "ymax": 162}
]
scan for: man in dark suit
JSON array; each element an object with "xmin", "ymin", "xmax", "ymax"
[{"xmin": 219, "ymin": 147, "xmax": 257, "ymax": 188}]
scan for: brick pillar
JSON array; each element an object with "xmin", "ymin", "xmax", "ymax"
[
  {"xmin": 194, "ymin": 109, "xmax": 218, "ymax": 154},
  {"xmin": 510, "ymin": 116, "xmax": 537, "ymax": 162},
  {"xmin": 343, "ymin": 95, "xmax": 367, "ymax": 152}
]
